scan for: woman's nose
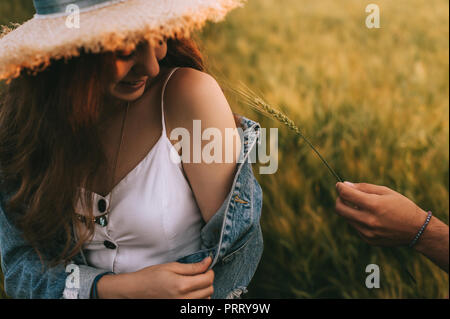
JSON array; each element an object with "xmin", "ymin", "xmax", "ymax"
[{"xmin": 134, "ymin": 42, "xmax": 160, "ymax": 78}]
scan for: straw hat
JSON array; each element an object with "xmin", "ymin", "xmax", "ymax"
[{"xmin": 0, "ymin": 0, "xmax": 246, "ymax": 82}]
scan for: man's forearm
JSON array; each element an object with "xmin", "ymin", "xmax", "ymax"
[{"xmin": 413, "ymin": 216, "xmax": 449, "ymax": 273}]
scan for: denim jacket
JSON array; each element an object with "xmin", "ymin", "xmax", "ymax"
[{"xmin": 0, "ymin": 114, "xmax": 263, "ymax": 299}]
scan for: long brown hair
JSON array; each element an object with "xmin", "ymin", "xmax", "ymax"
[{"xmin": 0, "ymin": 36, "xmax": 206, "ymax": 268}]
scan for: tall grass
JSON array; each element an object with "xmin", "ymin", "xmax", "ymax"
[
  {"xmin": 0, "ymin": 0, "xmax": 448, "ymax": 298},
  {"xmin": 200, "ymin": 0, "xmax": 449, "ymax": 298},
  {"xmin": 0, "ymin": 0, "xmax": 33, "ymax": 26}
]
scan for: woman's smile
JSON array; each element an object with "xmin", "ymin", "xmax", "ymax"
[
  {"xmin": 118, "ymin": 78, "xmax": 147, "ymax": 90},
  {"xmin": 114, "ymin": 76, "xmax": 149, "ymax": 96},
  {"xmin": 108, "ymin": 40, "xmax": 168, "ymax": 101}
]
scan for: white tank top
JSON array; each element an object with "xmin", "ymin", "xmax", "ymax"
[{"xmin": 74, "ymin": 67, "xmax": 204, "ymax": 274}]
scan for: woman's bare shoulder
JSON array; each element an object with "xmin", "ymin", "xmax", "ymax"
[
  {"xmin": 163, "ymin": 67, "xmax": 234, "ymax": 130},
  {"xmin": 165, "ymin": 67, "xmax": 220, "ymax": 103}
]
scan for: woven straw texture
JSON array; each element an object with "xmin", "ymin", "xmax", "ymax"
[{"xmin": 0, "ymin": 0, "xmax": 246, "ymax": 81}]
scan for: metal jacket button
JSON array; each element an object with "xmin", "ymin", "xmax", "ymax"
[
  {"xmin": 98, "ymin": 199, "xmax": 107, "ymax": 213},
  {"xmin": 103, "ymin": 240, "xmax": 116, "ymax": 249}
]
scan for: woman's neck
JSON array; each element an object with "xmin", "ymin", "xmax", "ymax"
[{"xmin": 97, "ymin": 98, "xmax": 128, "ymax": 133}]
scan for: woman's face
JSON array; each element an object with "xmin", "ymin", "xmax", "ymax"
[{"xmin": 107, "ymin": 39, "xmax": 168, "ymax": 102}]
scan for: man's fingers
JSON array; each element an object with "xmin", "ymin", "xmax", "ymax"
[
  {"xmin": 335, "ymin": 198, "xmax": 374, "ymax": 239},
  {"xmin": 345, "ymin": 217, "xmax": 371, "ymax": 235},
  {"xmin": 336, "ymin": 182, "xmax": 379, "ymax": 210},
  {"xmin": 335, "ymin": 196, "xmax": 370, "ymax": 225},
  {"xmin": 171, "ymin": 257, "xmax": 212, "ymax": 275},
  {"xmin": 343, "ymin": 182, "xmax": 392, "ymax": 195}
]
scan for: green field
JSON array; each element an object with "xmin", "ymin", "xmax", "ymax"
[{"xmin": 1, "ymin": 0, "xmax": 448, "ymax": 298}]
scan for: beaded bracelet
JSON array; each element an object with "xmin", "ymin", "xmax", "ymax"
[
  {"xmin": 91, "ymin": 271, "xmax": 115, "ymax": 299},
  {"xmin": 408, "ymin": 211, "xmax": 432, "ymax": 248}
]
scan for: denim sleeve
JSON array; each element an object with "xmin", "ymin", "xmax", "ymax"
[{"xmin": 0, "ymin": 192, "xmax": 111, "ymax": 299}]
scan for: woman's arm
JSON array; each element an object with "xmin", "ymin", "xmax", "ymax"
[
  {"xmin": 163, "ymin": 67, "xmax": 241, "ymax": 223},
  {"xmin": 96, "ymin": 257, "xmax": 214, "ymax": 299},
  {"xmin": 1, "ymin": 193, "xmax": 214, "ymax": 298}
]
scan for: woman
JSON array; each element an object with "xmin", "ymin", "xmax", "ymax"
[{"xmin": 0, "ymin": 0, "xmax": 263, "ymax": 299}]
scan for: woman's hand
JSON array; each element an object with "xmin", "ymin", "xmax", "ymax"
[
  {"xmin": 335, "ymin": 182, "xmax": 427, "ymax": 246},
  {"xmin": 97, "ymin": 256, "xmax": 215, "ymax": 299}
]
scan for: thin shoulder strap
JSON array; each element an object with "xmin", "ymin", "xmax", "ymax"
[{"xmin": 161, "ymin": 67, "xmax": 181, "ymax": 134}]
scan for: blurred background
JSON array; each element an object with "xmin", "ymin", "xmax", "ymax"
[{"xmin": 0, "ymin": 0, "xmax": 448, "ymax": 298}]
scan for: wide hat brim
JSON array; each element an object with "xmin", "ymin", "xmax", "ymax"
[{"xmin": 0, "ymin": 0, "xmax": 246, "ymax": 82}]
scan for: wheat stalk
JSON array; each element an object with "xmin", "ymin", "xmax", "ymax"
[
  {"xmin": 220, "ymin": 79, "xmax": 421, "ymax": 285},
  {"xmin": 225, "ymin": 80, "xmax": 343, "ymax": 183},
  {"xmin": 221, "ymin": 79, "xmax": 421, "ymax": 285}
]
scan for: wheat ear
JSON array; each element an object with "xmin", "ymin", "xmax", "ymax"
[{"xmin": 225, "ymin": 81, "xmax": 343, "ymax": 183}]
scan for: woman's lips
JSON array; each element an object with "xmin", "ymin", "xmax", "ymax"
[{"xmin": 119, "ymin": 79, "xmax": 146, "ymax": 88}]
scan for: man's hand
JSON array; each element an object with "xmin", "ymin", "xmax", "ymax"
[
  {"xmin": 335, "ymin": 182, "xmax": 449, "ymax": 273},
  {"xmin": 335, "ymin": 182, "xmax": 427, "ymax": 246}
]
